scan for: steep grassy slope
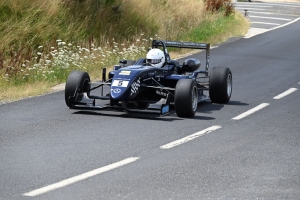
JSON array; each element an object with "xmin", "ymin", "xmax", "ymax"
[{"xmin": 0, "ymin": 0, "xmax": 249, "ymax": 101}]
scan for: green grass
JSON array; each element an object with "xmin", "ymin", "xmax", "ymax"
[
  {"xmin": 0, "ymin": 0, "xmax": 249, "ymax": 101},
  {"xmin": 181, "ymin": 13, "xmax": 249, "ymax": 44}
]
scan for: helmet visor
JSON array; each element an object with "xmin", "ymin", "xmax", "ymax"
[{"xmin": 146, "ymin": 59, "xmax": 161, "ymax": 64}]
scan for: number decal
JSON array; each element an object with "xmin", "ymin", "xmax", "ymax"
[{"xmin": 112, "ymin": 80, "xmax": 129, "ymax": 87}]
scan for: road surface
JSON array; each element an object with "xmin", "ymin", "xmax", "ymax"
[{"xmin": 1, "ymin": 3, "xmax": 300, "ymax": 199}]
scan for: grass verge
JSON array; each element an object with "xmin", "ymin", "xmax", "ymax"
[{"xmin": 0, "ymin": 0, "xmax": 249, "ymax": 103}]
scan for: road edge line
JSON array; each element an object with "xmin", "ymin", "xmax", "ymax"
[{"xmin": 23, "ymin": 157, "xmax": 140, "ymax": 197}]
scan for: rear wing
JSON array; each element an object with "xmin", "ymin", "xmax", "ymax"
[{"xmin": 152, "ymin": 40, "xmax": 210, "ymax": 72}]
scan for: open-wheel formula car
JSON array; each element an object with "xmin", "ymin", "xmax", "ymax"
[{"xmin": 65, "ymin": 40, "xmax": 232, "ymax": 118}]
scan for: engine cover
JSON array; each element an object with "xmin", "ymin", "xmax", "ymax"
[{"xmin": 182, "ymin": 58, "xmax": 201, "ymax": 72}]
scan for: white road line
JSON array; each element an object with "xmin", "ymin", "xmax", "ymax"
[
  {"xmin": 236, "ymin": 8, "xmax": 266, "ymax": 11},
  {"xmin": 232, "ymin": 103, "xmax": 270, "ymax": 120},
  {"xmin": 246, "ymin": 11, "xmax": 300, "ymax": 16},
  {"xmin": 251, "ymin": 22, "xmax": 280, "ymax": 25},
  {"xmin": 268, "ymin": 17, "xmax": 300, "ymax": 31},
  {"xmin": 237, "ymin": 2, "xmax": 300, "ymax": 7},
  {"xmin": 236, "ymin": 5, "xmax": 273, "ymax": 8},
  {"xmin": 244, "ymin": 17, "xmax": 300, "ymax": 38},
  {"xmin": 249, "ymin": 16, "xmax": 292, "ymax": 21},
  {"xmin": 23, "ymin": 157, "xmax": 140, "ymax": 197},
  {"xmin": 244, "ymin": 28, "xmax": 268, "ymax": 38},
  {"xmin": 242, "ymin": 11, "xmax": 275, "ymax": 15},
  {"xmin": 273, "ymin": 88, "xmax": 298, "ymax": 99},
  {"xmin": 160, "ymin": 125, "xmax": 222, "ymax": 149}
]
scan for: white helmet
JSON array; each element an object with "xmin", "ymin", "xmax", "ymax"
[{"xmin": 146, "ymin": 49, "xmax": 165, "ymax": 68}]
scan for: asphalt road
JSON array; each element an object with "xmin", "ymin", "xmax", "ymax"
[
  {"xmin": 1, "ymin": 12, "xmax": 300, "ymax": 200},
  {"xmin": 236, "ymin": 1, "xmax": 300, "ymax": 38}
]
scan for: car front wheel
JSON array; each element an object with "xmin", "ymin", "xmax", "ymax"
[
  {"xmin": 174, "ymin": 79, "xmax": 198, "ymax": 118},
  {"xmin": 65, "ymin": 70, "xmax": 90, "ymax": 107}
]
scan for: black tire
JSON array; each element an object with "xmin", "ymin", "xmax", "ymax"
[
  {"xmin": 65, "ymin": 70, "xmax": 90, "ymax": 107},
  {"xmin": 209, "ymin": 67, "xmax": 232, "ymax": 104},
  {"xmin": 174, "ymin": 79, "xmax": 198, "ymax": 118}
]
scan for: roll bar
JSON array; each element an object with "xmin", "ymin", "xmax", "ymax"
[{"xmin": 152, "ymin": 40, "xmax": 210, "ymax": 72}]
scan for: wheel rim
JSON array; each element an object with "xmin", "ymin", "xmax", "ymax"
[
  {"xmin": 227, "ymin": 73, "xmax": 232, "ymax": 97},
  {"xmin": 191, "ymin": 86, "xmax": 198, "ymax": 112}
]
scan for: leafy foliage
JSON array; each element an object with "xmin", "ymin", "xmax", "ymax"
[
  {"xmin": 205, "ymin": 0, "xmax": 235, "ymax": 16},
  {"xmin": 0, "ymin": 0, "xmax": 244, "ymax": 88}
]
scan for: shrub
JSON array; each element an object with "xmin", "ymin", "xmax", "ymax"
[
  {"xmin": 0, "ymin": 0, "xmax": 241, "ymax": 86},
  {"xmin": 205, "ymin": 0, "xmax": 235, "ymax": 16}
]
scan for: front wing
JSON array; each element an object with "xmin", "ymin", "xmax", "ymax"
[{"xmin": 67, "ymin": 85, "xmax": 171, "ymax": 116}]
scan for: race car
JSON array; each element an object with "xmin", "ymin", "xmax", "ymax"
[{"xmin": 64, "ymin": 40, "xmax": 232, "ymax": 118}]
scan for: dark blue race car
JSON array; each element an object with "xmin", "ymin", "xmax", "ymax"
[{"xmin": 65, "ymin": 40, "xmax": 232, "ymax": 118}]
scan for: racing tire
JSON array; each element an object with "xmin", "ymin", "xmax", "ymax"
[
  {"xmin": 174, "ymin": 79, "xmax": 198, "ymax": 118},
  {"xmin": 209, "ymin": 67, "xmax": 232, "ymax": 104},
  {"xmin": 65, "ymin": 70, "xmax": 90, "ymax": 107}
]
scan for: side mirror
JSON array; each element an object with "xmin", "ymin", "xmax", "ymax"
[{"xmin": 119, "ymin": 60, "xmax": 127, "ymax": 64}]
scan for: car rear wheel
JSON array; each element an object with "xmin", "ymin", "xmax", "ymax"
[
  {"xmin": 174, "ymin": 79, "xmax": 198, "ymax": 118},
  {"xmin": 209, "ymin": 67, "xmax": 232, "ymax": 104},
  {"xmin": 65, "ymin": 70, "xmax": 90, "ymax": 107}
]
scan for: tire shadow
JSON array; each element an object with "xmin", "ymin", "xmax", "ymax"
[
  {"xmin": 72, "ymin": 110, "xmax": 183, "ymax": 122},
  {"xmin": 197, "ymin": 101, "xmax": 224, "ymax": 114},
  {"xmin": 196, "ymin": 100, "xmax": 249, "ymax": 114},
  {"xmin": 72, "ymin": 100, "xmax": 248, "ymax": 121},
  {"xmin": 226, "ymin": 101, "xmax": 249, "ymax": 106}
]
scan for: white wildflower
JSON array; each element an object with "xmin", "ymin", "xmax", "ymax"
[{"xmin": 83, "ymin": 48, "xmax": 90, "ymax": 53}]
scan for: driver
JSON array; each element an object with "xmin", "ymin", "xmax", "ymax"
[{"xmin": 146, "ymin": 48, "xmax": 165, "ymax": 68}]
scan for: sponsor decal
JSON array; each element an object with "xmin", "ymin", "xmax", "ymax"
[
  {"xmin": 113, "ymin": 88, "xmax": 121, "ymax": 93},
  {"xmin": 112, "ymin": 80, "xmax": 129, "ymax": 87},
  {"xmin": 161, "ymin": 105, "xmax": 169, "ymax": 115},
  {"xmin": 119, "ymin": 70, "xmax": 131, "ymax": 75},
  {"xmin": 130, "ymin": 78, "xmax": 141, "ymax": 96},
  {"xmin": 156, "ymin": 89, "xmax": 167, "ymax": 96}
]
